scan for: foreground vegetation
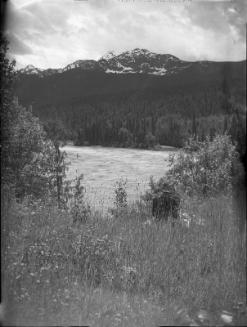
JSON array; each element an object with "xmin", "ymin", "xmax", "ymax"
[{"xmin": 2, "ymin": 189, "xmax": 246, "ymax": 326}]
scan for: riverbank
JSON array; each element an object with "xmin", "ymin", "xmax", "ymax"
[{"xmin": 64, "ymin": 141, "xmax": 178, "ymax": 152}]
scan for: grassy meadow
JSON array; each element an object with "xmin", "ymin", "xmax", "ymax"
[{"xmin": 2, "ymin": 186, "xmax": 246, "ymax": 326}]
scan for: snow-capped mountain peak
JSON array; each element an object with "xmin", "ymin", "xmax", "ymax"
[
  {"xmin": 100, "ymin": 51, "xmax": 117, "ymax": 61},
  {"xmin": 98, "ymin": 48, "xmax": 186, "ymax": 75},
  {"xmin": 18, "ymin": 49, "xmax": 192, "ymax": 77},
  {"xmin": 19, "ymin": 64, "xmax": 41, "ymax": 75},
  {"xmin": 62, "ymin": 59, "xmax": 100, "ymax": 72}
]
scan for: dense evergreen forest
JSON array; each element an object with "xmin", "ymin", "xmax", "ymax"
[{"xmin": 15, "ymin": 60, "xmax": 246, "ymax": 157}]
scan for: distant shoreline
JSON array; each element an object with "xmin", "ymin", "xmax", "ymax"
[{"xmin": 62, "ymin": 142, "xmax": 178, "ymax": 152}]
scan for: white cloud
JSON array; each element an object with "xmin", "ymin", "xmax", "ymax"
[{"xmin": 5, "ymin": 0, "xmax": 247, "ymax": 69}]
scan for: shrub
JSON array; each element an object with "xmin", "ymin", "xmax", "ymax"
[
  {"xmin": 63, "ymin": 173, "xmax": 91, "ymax": 224},
  {"xmin": 1, "ymin": 39, "xmax": 66, "ymax": 202},
  {"xmin": 114, "ymin": 179, "xmax": 127, "ymax": 210},
  {"xmin": 143, "ymin": 177, "xmax": 180, "ymax": 221},
  {"xmin": 166, "ymin": 134, "xmax": 243, "ymax": 198},
  {"xmin": 3, "ymin": 104, "xmax": 64, "ymax": 199},
  {"xmin": 143, "ymin": 177, "xmax": 177, "ymax": 201}
]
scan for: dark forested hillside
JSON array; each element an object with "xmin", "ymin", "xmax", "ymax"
[{"xmin": 14, "ymin": 57, "xmax": 246, "ymax": 150}]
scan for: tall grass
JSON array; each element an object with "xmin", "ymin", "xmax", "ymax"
[{"xmin": 1, "ymin": 188, "xmax": 246, "ymax": 325}]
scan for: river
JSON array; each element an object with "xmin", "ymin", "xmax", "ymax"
[{"xmin": 61, "ymin": 145, "xmax": 176, "ymax": 212}]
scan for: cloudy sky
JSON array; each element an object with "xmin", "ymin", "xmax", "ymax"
[{"xmin": 5, "ymin": 0, "xmax": 247, "ymax": 69}]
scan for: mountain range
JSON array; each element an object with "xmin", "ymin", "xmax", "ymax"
[
  {"xmin": 18, "ymin": 48, "xmax": 218, "ymax": 77},
  {"xmin": 15, "ymin": 48, "xmax": 245, "ymax": 107}
]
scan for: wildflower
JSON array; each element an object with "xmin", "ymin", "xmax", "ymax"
[
  {"xmin": 61, "ymin": 300, "xmax": 69, "ymax": 306},
  {"xmin": 122, "ymin": 266, "xmax": 137, "ymax": 274},
  {"xmin": 143, "ymin": 220, "xmax": 152, "ymax": 226},
  {"xmin": 197, "ymin": 310, "xmax": 210, "ymax": 323},
  {"xmin": 220, "ymin": 311, "xmax": 233, "ymax": 324},
  {"xmin": 180, "ymin": 212, "xmax": 192, "ymax": 227},
  {"xmin": 114, "ymin": 313, "xmax": 122, "ymax": 322}
]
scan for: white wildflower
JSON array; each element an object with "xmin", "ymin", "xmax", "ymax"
[{"xmin": 220, "ymin": 311, "xmax": 233, "ymax": 324}]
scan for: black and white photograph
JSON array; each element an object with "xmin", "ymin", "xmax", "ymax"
[{"xmin": 1, "ymin": 0, "xmax": 247, "ymax": 325}]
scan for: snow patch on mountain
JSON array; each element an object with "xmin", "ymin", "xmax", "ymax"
[
  {"xmin": 151, "ymin": 67, "xmax": 167, "ymax": 75},
  {"xmin": 106, "ymin": 69, "xmax": 123, "ymax": 74},
  {"xmin": 101, "ymin": 51, "xmax": 117, "ymax": 61},
  {"xmin": 122, "ymin": 66, "xmax": 134, "ymax": 72},
  {"xmin": 62, "ymin": 60, "xmax": 100, "ymax": 72},
  {"xmin": 19, "ymin": 65, "xmax": 41, "ymax": 75}
]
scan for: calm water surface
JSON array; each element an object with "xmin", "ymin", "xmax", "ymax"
[{"xmin": 61, "ymin": 146, "xmax": 176, "ymax": 211}]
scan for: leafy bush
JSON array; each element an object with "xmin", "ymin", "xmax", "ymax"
[
  {"xmin": 114, "ymin": 179, "xmax": 127, "ymax": 210},
  {"xmin": 3, "ymin": 104, "xmax": 64, "ymax": 199},
  {"xmin": 63, "ymin": 173, "xmax": 91, "ymax": 224},
  {"xmin": 143, "ymin": 177, "xmax": 178, "ymax": 201},
  {"xmin": 166, "ymin": 134, "xmax": 243, "ymax": 197},
  {"xmin": 1, "ymin": 39, "xmax": 67, "ymax": 201}
]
